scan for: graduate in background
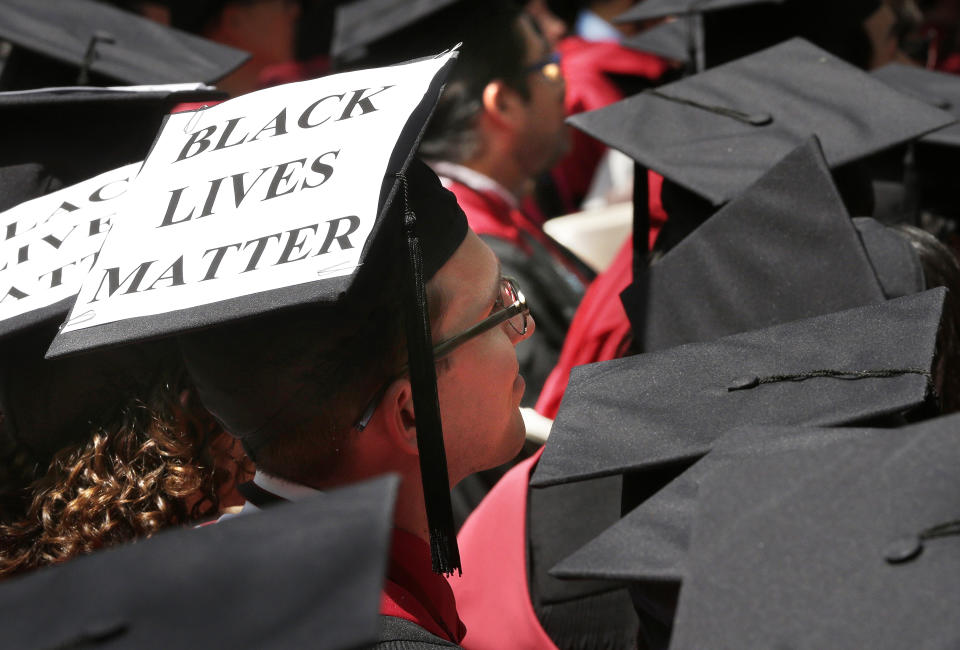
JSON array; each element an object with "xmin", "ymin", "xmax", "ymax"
[
  {"xmin": 334, "ymin": 0, "xmax": 594, "ymax": 410},
  {"xmin": 166, "ymin": 0, "xmax": 301, "ymax": 96}
]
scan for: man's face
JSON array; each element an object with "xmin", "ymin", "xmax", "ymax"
[
  {"xmin": 512, "ymin": 16, "xmax": 571, "ymax": 177},
  {"xmin": 427, "ymin": 230, "xmax": 534, "ymax": 485}
]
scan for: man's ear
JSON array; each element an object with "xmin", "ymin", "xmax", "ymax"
[
  {"xmin": 380, "ymin": 378, "xmax": 419, "ymax": 457},
  {"xmin": 481, "ymin": 79, "xmax": 526, "ymax": 131}
]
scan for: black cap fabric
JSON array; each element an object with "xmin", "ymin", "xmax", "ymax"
[
  {"xmin": 0, "ymin": 163, "xmax": 63, "ymax": 213},
  {"xmin": 614, "ymin": 0, "xmax": 785, "ymax": 22},
  {"xmin": 623, "ymin": 19, "xmax": 691, "ymax": 64},
  {"xmin": 48, "ymin": 52, "xmax": 465, "ymax": 574},
  {"xmin": 0, "ymin": 0, "xmax": 249, "ymax": 89},
  {"xmin": 619, "ymin": 137, "xmax": 924, "ymax": 354},
  {"xmin": 0, "ymin": 322, "xmax": 175, "ymax": 469},
  {"xmin": 530, "ymin": 287, "xmax": 945, "ymax": 488},
  {"xmin": 331, "ymin": 0, "xmax": 462, "ymax": 58},
  {"xmin": 549, "ymin": 423, "xmax": 891, "ymax": 586},
  {"xmin": 872, "ymin": 62, "xmax": 960, "ymax": 148},
  {"xmin": 567, "ymin": 38, "xmax": 955, "ymax": 205},
  {"xmin": 615, "ymin": 0, "xmax": 878, "ymax": 23},
  {"xmin": 0, "ymin": 85, "xmax": 226, "ymax": 187},
  {"xmin": 670, "ymin": 414, "xmax": 960, "ymax": 649},
  {"xmin": 0, "ymin": 474, "xmax": 399, "ymax": 650}
]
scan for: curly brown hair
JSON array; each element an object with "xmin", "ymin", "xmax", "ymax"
[{"xmin": 0, "ymin": 368, "xmax": 253, "ymax": 579}]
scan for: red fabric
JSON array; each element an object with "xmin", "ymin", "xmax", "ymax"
[
  {"xmin": 535, "ymin": 240, "xmax": 633, "ymax": 418},
  {"xmin": 444, "ymin": 179, "xmax": 590, "ymax": 285},
  {"xmin": 550, "ymin": 36, "xmax": 673, "ymax": 213},
  {"xmin": 533, "ymin": 170, "xmax": 666, "ymax": 419},
  {"xmin": 380, "ymin": 528, "xmax": 466, "ymax": 644},
  {"xmin": 450, "ymin": 449, "xmax": 556, "ymax": 650}
]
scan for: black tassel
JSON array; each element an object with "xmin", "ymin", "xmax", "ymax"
[{"xmin": 396, "ymin": 172, "xmax": 461, "ymax": 576}]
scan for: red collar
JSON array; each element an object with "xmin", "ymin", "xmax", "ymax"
[{"xmin": 380, "ymin": 528, "xmax": 466, "ymax": 644}]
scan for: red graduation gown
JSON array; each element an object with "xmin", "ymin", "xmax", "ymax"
[
  {"xmin": 449, "ymin": 449, "xmax": 556, "ymax": 650},
  {"xmin": 380, "ymin": 528, "xmax": 467, "ymax": 645},
  {"xmin": 550, "ymin": 36, "xmax": 673, "ymax": 214},
  {"xmin": 534, "ymin": 171, "xmax": 667, "ymax": 418}
]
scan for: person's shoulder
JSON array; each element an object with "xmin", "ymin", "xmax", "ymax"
[{"xmin": 372, "ymin": 616, "xmax": 461, "ymax": 649}]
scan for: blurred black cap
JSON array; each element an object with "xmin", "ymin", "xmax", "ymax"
[
  {"xmin": 567, "ymin": 38, "xmax": 954, "ymax": 206},
  {"xmin": 331, "ymin": 0, "xmax": 463, "ymax": 60},
  {"xmin": 0, "ymin": 474, "xmax": 399, "ymax": 650},
  {"xmin": 872, "ymin": 62, "xmax": 960, "ymax": 149},
  {"xmin": 614, "ymin": 0, "xmax": 785, "ymax": 22},
  {"xmin": 0, "ymin": 0, "xmax": 249, "ymax": 89}
]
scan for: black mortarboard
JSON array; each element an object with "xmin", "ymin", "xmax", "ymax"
[
  {"xmin": 619, "ymin": 137, "xmax": 924, "ymax": 353},
  {"xmin": 549, "ymin": 423, "xmax": 912, "ymax": 647},
  {"xmin": 872, "ymin": 62, "xmax": 960, "ymax": 149},
  {"xmin": 567, "ymin": 38, "xmax": 955, "ymax": 206},
  {"xmin": 332, "ymin": 0, "xmax": 459, "ymax": 58},
  {"xmin": 530, "ymin": 286, "xmax": 945, "ymax": 489},
  {"xmin": 0, "ymin": 85, "xmax": 226, "ymax": 187},
  {"xmin": 0, "ymin": 474, "xmax": 399, "ymax": 650},
  {"xmin": 670, "ymin": 414, "xmax": 960, "ymax": 649},
  {"xmin": 0, "ymin": 0, "xmax": 248, "ymax": 89},
  {"xmin": 622, "ymin": 19, "xmax": 691, "ymax": 64},
  {"xmin": 0, "ymin": 163, "xmax": 63, "ymax": 213},
  {"xmin": 0, "ymin": 161, "xmax": 161, "ymax": 469},
  {"xmin": 49, "ymin": 52, "xmax": 466, "ymax": 573},
  {"xmin": 614, "ymin": 0, "xmax": 785, "ymax": 22}
]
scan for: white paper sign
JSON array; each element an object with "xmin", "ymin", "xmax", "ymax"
[
  {"xmin": 59, "ymin": 52, "xmax": 455, "ymax": 335},
  {"xmin": 0, "ymin": 162, "xmax": 141, "ymax": 327}
]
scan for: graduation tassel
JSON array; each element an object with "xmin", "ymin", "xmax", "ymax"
[{"xmin": 396, "ymin": 172, "xmax": 461, "ymax": 576}]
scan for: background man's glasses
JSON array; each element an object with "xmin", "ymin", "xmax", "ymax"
[{"xmin": 523, "ymin": 52, "xmax": 563, "ymax": 83}]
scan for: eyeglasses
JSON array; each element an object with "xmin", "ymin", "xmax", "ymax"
[
  {"xmin": 523, "ymin": 52, "xmax": 563, "ymax": 83},
  {"xmin": 354, "ymin": 277, "xmax": 529, "ymax": 431}
]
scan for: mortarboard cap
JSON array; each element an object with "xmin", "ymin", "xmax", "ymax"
[
  {"xmin": 332, "ymin": 0, "xmax": 462, "ymax": 59},
  {"xmin": 614, "ymin": 0, "xmax": 785, "ymax": 22},
  {"xmin": 47, "ymin": 52, "xmax": 467, "ymax": 573},
  {"xmin": 0, "ymin": 0, "xmax": 249, "ymax": 89},
  {"xmin": 872, "ymin": 62, "xmax": 960, "ymax": 149},
  {"xmin": 619, "ymin": 137, "xmax": 924, "ymax": 353},
  {"xmin": 548, "ymin": 424, "xmax": 911, "ymax": 644},
  {"xmin": 0, "ymin": 474, "xmax": 400, "ymax": 650},
  {"xmin": 550, "ymin": 423, "xmax": 888, "ymax": 580},
  {"xmin": 615, "ymin": 0, "xmax": 878, "ymax": 24},
  {"xmin": 670, "ymin": 413, "xmax": 960, "ymax": 649},
  {"xmin": 0, "ymin": 162, "xmax": 153, "ymax": 468},
  {"xmin": 530, "ymin": 286, "xmax": 946, "ymax": 489},
  {"xmin": 0, "ymin": 163, "xmax": 63, "ymax": 213},
  {"xmin": 0, "ymin": 85, "xmax": 226, "ymax": 187},
  {"xmin": 567, "ymin": 38, "xmax": 955, "ymax": 206},
  {"xmin": 623, "ymin": 19, "xmax": 691, "ymax": 64}
]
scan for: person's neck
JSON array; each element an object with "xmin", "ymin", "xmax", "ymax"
[
  {"xmin": 392, "ymin": 472, "xmax": 432, "ymax": 545},
  {"xmin": 463, "ymin": 154, "xmax": 529, "ymax": 201}
]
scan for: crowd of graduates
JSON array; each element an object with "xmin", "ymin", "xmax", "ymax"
[{"xmin": 1, "ymin": 0, "xmax": 960, "ymax": 648}]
